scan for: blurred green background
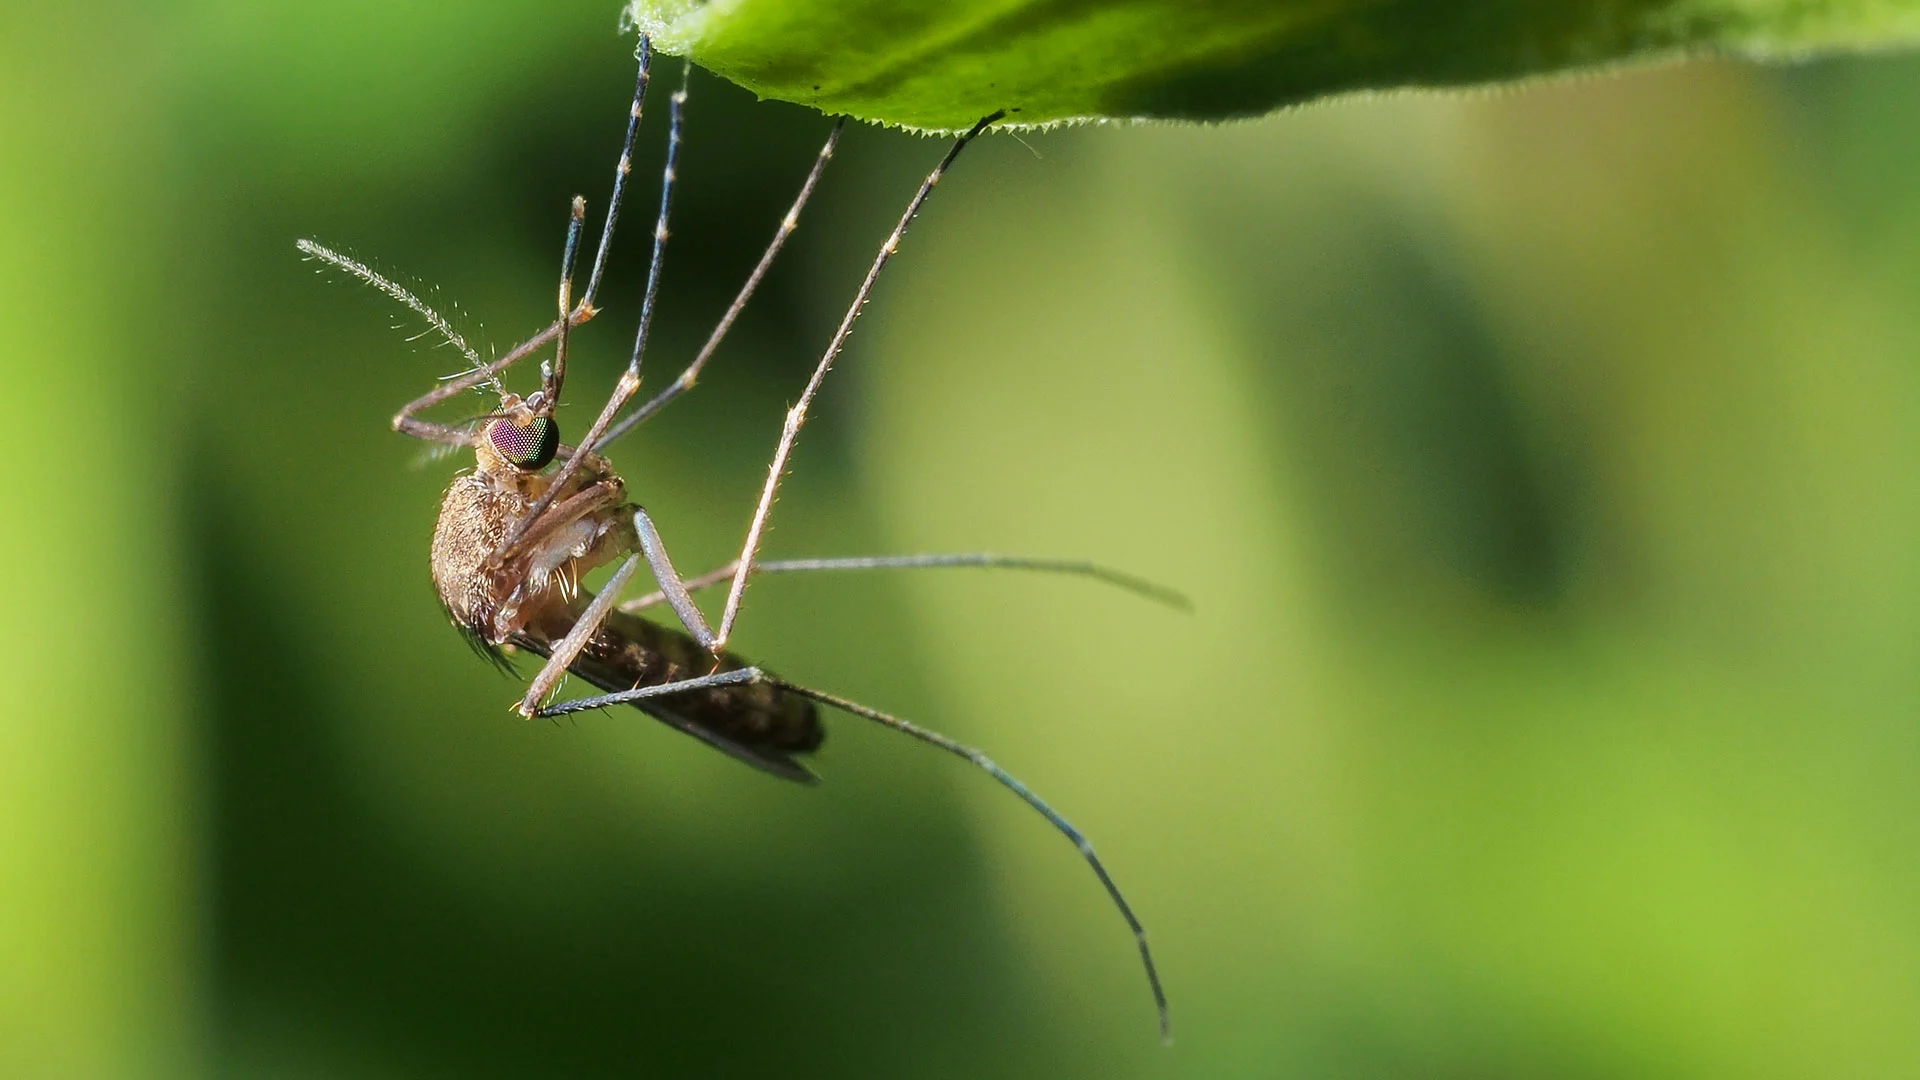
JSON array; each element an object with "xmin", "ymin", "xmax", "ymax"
[{"xmin": 8, "ymin": 2, "xmax": 1920, "ymax": 1077}]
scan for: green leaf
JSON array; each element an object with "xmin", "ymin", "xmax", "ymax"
[{"xmin": 624, "ymin": 0, "xmax": 1920, "ymax": 130}]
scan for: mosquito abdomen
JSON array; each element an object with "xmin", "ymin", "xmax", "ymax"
[{"xmin": 514, "ymin": 599, "xmax": 822, "ymax": 780}]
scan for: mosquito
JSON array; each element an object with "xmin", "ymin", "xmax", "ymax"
[{"xmin": 298, "ymin": 35, "xmax": 1178, "ymax": 1040}]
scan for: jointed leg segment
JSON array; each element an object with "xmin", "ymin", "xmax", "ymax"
[
  {"xmin": 630, "ymin": 507, "xmax": 722, "ymax": 653},
  {"xmin": 582, "ymin": 35, "xmax": 654, "ymax": 310},
  {"xmin": 532, "ymin": 641, "xmax": 1172, "ymax": 1041},
  {"xmin": 492, "ymin": 479, "xmax": 627, "ymax": 569},
  {"xmin": 595, "ymin": 117, "xmax": 849, "ymax": 451},
  {"xmin": 707, "ymin": 112, "xmax": 1006, "ymax": 655},
  {"xmin": 618, "ymin": 552, "xmax": 1194, "ymax": 616},
  {"xmin": 542, "ymin": 196, "xmax": 589, "ymax": 410},
  {"xmin": 518, "ymin": 551, "xmax": 642, "ymax": 715},
  {"xmin": 496, "ymin": 62, "xmax": 693, "ymax": 564}
]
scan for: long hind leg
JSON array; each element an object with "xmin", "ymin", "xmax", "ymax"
[{"xmin": 536, "ymin": 663, "xmax": 1171, "ymax": 1041}]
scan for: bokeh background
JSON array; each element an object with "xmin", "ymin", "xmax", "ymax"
[{"xmin": 8, "ymin": 2, "xmax": 1920, "ymax": 1077}]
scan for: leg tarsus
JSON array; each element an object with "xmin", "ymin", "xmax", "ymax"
[
  {"xmin": 760, "ymin": 672, "xmax": 1171, "ymax": 1041},
  {"xmin": 595, "ymin": 116, "xmax": 848, "ymax": 451},
  {"xmin": 540, "ymin": 196, "xmax": 589, "ymax": 410},
  {"xmin": 535, "ymin": 665, "xmax": 763, "ymax": 717},
  {"xmin": 709, "ymin": 113, "xmax": 1004, "ymax": 655},
  {"xmin": 496, "ymin": 61, "xmax": 692, "ymax": 561},
  {"xmin": 582, "ymin": 34, "xmax": 653, "ymax": 309}
]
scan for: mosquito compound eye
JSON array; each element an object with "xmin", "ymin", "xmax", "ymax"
[{"xmin": 486, "ymin": 416, "xmax": 559, "ymax": 470}]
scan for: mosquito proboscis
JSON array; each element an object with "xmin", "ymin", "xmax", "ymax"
[{"xmin": 298, "ymin": 35, "xmax": 1179, "ymax": 1041}]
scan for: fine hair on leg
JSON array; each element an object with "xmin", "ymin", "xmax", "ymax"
[
  {"xmin": 494, "ymin": 59, "xmax": 693, "ymax": 565},
  {"xmin": 582, "ymin": 33, "xmax": 654, "ymax": 310},
  {"xmin": 708, "ymin": 112, "xmax": 1006, "ymax": 655},
  {"xmin": 595, "ymin": 116, "xmax": 849, "ymax": 451},
  {"xmin": 539, "ymin": 196, "xmax": 589, "ymax": 412},
  {"xmin": 618, "ymin": 552, "xmax": 1194, "ymax": 615},
  {"xmin": 518, "ymin": 551, "xmax": 643, "ymax": 715},
  {"xmin": 536, "ymin": 662, "xmax": 1172, "ymax": 1041}
]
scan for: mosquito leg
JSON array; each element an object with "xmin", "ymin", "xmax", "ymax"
[
  {"xmin": 490, "ymin": 478, "xmax": 627, "ymax": 568},
  {"xmin": 517, "ymin": 499, "xmax": 717, "ymax": 712},
  {"xmin": 628, "ymin": 507, "xmax": 721, "ymax": 651},
  {"xmin": 772, "ymin": 676, "xmax": 1170, "ymax": 1041},
  {"xmin": 702, "ymin": 113, "xmax": 1003, "ymax": 654},
  {"xmin": 581, "ymin": 33, "xmax": 653, "ymax": 311},
  {"xmin": 538, "ymin": 663, "xmax": 1172, "ymax": 1040},
  {"xmin": 493, "ymin": 61, "xmax": 692, "ymax": 565},
  {"xmin": 539, "ymin": 196, "xmax": 589, "ymax": 410},
  {"xmin": 618, "ymin": 553, "xmax": 1192, "ymax": 615},
  {"xmin": 594, "ymin": 117, "xmax": 848, "ymax": 451},
  {"xmin": 536, "ymin": 664, "xmax": 765, "ymax": 716},
  {"xmin": 410, "ymin": 35, "xmax": 654, "ymax": 432},
  {"xmin": 618, "ymin": 560, "xmax": 740, "ymax": 613},
  {"xmin": 527, "ymin": 35, "xmax": 654, "ymax": 411},
  {"xmin": 516, "ymin": 552, "xmax": 641, "ymax": 714}
]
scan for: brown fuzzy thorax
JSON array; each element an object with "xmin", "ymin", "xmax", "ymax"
[
  {"xmin": 430, "ymin": 451, "xmax": 821, "ymax": 773},
  {"xmin": 431, "ymin": 471, "xmax": 532, "ymax": 640},
  {"xmin": 430, "ymin": 457, "xmax": 627, "ymax": 644}
]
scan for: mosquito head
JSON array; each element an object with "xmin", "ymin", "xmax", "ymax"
[{"xmin": 477, "ymin": 394, "xmax": 560, "ymax": 472}]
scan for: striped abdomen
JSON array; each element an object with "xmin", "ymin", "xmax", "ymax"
[{"xmin": 513, "ymin": 597, "xmax": 822, "ymax": 783}]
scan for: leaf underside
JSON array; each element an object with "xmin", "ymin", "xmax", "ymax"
[{"xmin": 623, "ymin": 0, "xmax": 1920, "ymax": 131}]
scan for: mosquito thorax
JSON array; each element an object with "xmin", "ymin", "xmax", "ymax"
[{"xmin": 480, "ymin": 413, "xmax": 559, "ymax": 472}]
